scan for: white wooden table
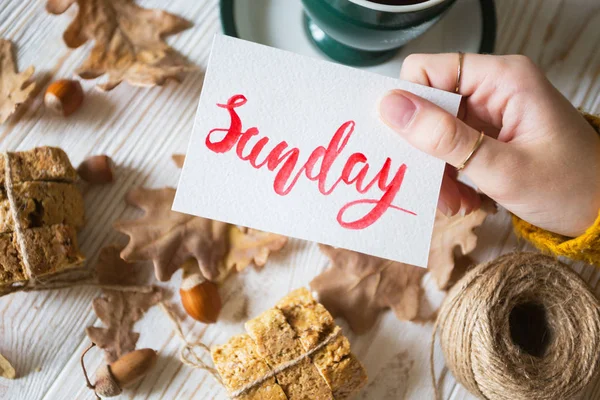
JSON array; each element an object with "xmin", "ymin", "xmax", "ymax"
[{"xmin": 1, "ymin": 0, "xmax": 599, "ymax": 399}]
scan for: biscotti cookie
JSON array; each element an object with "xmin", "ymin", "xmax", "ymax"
[
  {"xmin": 21, "ymin": 223, "xmax": 85, "ymax": 277},
  {"xmin": 0, "ymin": 147, "xmax": 77, "ymax": 185},
  {"xmin": 245, "ymin": 308, "xmax": 333, "ymax": 400},
  {"xmin": 276, "ymin": 287, "xmax": 336, "ymax": 349},
  {"xmin": 0, "ymin": 146, "xmax": 86, "ymax": 296},
  {"xmin": 311, "ymin": 336, "xmax": 368, "ymax": 399},
  {"xmin": 213, "ymin": 288, "xmax": 367, "ymax": 399},
  {"xmin": 277, "ymin": 288, "xmax": 367, "ymax": 399},
  {"xmin": 211, "ymin": 334, "xmax": 287, "ymax": 400},
  {"xmin": 0, "ymin": 182, "xmax": 84, "ymax": 233},
  {"xmin": 0, "ymin": 232, "xmax": 25, "ymax": 285},
  {"xmin": 0, "ymin": 224, "xmax": 84, "ymax": 286}
]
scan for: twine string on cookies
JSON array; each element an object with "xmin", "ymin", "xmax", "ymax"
[
  {"xmin": 229, "ymin": 326, "xmax": 342, "ymax": 398},
  {"xmin": 161, "ymin": 300, "xmax": 343, "ymax": 399},
  {"xmin": 160, "ymin": 302, "xmax": 222, "ymax": 383},
  {"xmin": 0, "ymin": 152, "xmax": 152, "ymax": 295},
  {"xmin": 0, "ymin": 151, "xmax": 96, "ymax": 295},
  {"xmin": 431, "ymin": 252, "xmax": 600, "ymax": 400},
  {"xmin": 3, "ymin": 151, "xmax": 36, "ymax": 284}
]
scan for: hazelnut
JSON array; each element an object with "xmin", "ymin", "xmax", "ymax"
[
  {"xmin": 180, "ymin": 268, "xmax": 221, "ymax": 323},
  {"xmin": 44, "ymin": 79, "xmax": 84, "ymax": 117},
  {"xmin": 77, "ymin": 155, "xmax": 114, "ymax": 184}
]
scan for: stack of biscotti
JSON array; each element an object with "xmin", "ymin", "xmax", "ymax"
[
  {"xmin": 0, "ymin": 147, "xmax": 85, "ymax": 294},
  {"xmin": 212, "ymin": 288, "xmax": 367, "ymax": 399}
]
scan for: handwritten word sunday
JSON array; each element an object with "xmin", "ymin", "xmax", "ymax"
[
  {"xmin": 205, "ymin": 94, "xmax": 416, "ymax": 230},
  {"xmin": 175, "ymin": 35, "xmax": 461, "ymax": 265}
]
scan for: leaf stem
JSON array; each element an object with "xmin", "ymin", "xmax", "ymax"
[{"xmin": 80, "ymin": 342, "xmax": 100, "ymax": 400}]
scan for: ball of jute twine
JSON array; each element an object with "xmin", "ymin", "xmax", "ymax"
[{"xmin": 431, "ymin": 252, "xmax": 600, "ymax": 400}]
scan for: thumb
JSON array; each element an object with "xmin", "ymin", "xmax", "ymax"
[{"xmin": 379, "ymin": 89, "xmax": 509, "ymax": 186}]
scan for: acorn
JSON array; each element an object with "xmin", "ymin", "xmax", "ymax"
[
  {"xmin": 94, "ymin": 349, "xmax": 157, "ymax": 397},
  {"xmin": 44, "ymin": 79, "xmax": 84, "ymax": 117},
  {"xmin": 179, "ymin": 262, "xmax": 221, "ymax": 323}
]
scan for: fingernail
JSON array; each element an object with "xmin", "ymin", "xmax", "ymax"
[{"xmin": 380, "ymin": 91, "xmax": 417, "ymax": 130}]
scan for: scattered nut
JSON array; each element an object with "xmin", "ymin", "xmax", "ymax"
[
  {"xmin": 44, "ymin": 79, "xmax": 84, "ymax": 117},
  {"xmin": 180, "ymin": 264, "xmax": 221, "ymax": 323},
  {"xmin": 94, "ymin": 348, "xmax": 157, "ymax": 397},
  {"xmin": 77, "ymin": 155, "xmax": 114, "ymax": 184}
]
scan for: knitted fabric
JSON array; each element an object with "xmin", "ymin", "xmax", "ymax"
[
  {"xmin": 512, "ymin": 112, "xmax": 600, "ymax": 266},
  {"xmin": 513, "ymin": 212, "xmax": 600, "ymax": 266}
]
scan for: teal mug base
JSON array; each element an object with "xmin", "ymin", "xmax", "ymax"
[{"xmin": 303, "ymin": 14, "xmax": 398, "ymax": 67}]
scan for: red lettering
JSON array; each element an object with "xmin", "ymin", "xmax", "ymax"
[
  {"xmin": 205, "ymin": 94, "xmax": 247, "ymax": 153},
  {"xmin": 341, "ymin": 153, "xmax": 368, "ymax": 185},
  {"xmin": 205, "ymin": 94, "xmax": 416, "ymax": 229}
]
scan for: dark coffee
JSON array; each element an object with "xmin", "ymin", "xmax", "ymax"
[{"xmin": 367, "ymin": 0, "xmax": 429, "ymax": 5}]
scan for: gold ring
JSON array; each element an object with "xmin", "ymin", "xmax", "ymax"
[
  {"xmin": 455, "ymin": 52, "xmax": 464, "ymax": 93},
  {"xmin": 457, "ymin": 131, "xmax": 484, "ymax": 171}
]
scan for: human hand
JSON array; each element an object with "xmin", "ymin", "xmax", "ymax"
[{"xmin": 379, "ymin": 53, "xmax": 600, "ymax": 237}]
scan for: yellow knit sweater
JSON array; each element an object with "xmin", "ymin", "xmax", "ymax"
[{"xmin": 512, "ymin": 112, "xmax": 600, "ymax": 266}]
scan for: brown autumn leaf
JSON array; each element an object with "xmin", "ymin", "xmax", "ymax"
[
  {"xmin": 86, "ymin": 287, "xmax": 163, "ymax": 362},
  {"xmin": 0, "ymin": 39, "xmax": 35, "ymax": 124},
  {"xmin": 428, "ymin": 197, "xmax": 496, "ymax": 289},
  {"xmin": 94, "ymin": 244, "xmax": 154, "ymax": 287},
  {"xmin": 114, "ymin": 187, "xmax": 230, "ymax": 282},
  {"xmin": 171, "ymin": 153, "xmax": 185, "ymax": 168},
  {"xmin": 170, "ymin": 153, "xmax": 289, "ymax": 280},
  {"xmin": 46, "ymin": 0, "xmax": 193, "ymax": 91},
  {"xmin": 0, "ymin": 351, "xmax": 16, "ymax": 379},
  {"xmin": 223, "ymin": 227, "xmax": 288, "ymax": 278},
  {"xmin": 311, "ymin": 198, "xmax": 495, "ymax": 333},
  {"xmin": 311, "ymin": 244, "xmax": 426, "ymax": 334}
]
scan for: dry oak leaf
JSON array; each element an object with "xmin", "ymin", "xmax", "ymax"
[
  {"xmin": 114, "ymin": 187, "xmax": 230, "ymax": 282},
  {"xmin": 171, "ymin": 153, "xmax": 185, "ymax": 168},
  {"xmin": 311, "ymin": 244, "xmax": 426, "ymax": 334},
  {"xmin": 0, "ymin": 39, "xmax": 35, "ymax": 124},
  {"xmin": 46, "ymin": 0, "xmax": 193, "ymax": 91},
  {"xmin": 0, "ymin": 352, "xmax": 16, "ymax": 379},
  {"xmin": 224, "ymin": 226, "xmax": 288, "ymax": 276},
  {"xmin": 94, "ymin": 244, "xmax": 154, "ymax": 287},
  {"xmin": 428, "ymin": 197, "xmax": 496, "ymax": 290},
  {"xmin": 171, "ymin": 153, "xmax": 288, "ymax": 276},
  {"xmin": 86, "ymin": 287, "xmax": 163, "ymax": 362}
]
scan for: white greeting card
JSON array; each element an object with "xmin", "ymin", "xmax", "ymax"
[{"xmin": 173, "ymin": 35, "xmax": 461, "ymax": 267}]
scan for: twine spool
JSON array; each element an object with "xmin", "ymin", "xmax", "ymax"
[{"xmin": 434, "ymin": 252, "xmax": 600, "ymax": 400}]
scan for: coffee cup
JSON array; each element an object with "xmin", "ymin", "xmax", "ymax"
[{"xmin": 301, "ymin": 0, "xmax": 457, "ymax": 66}]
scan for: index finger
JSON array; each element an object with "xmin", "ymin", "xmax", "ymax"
[
  {"xmin": 401, "ymin": 53, "xmax": 509, "ymax": 95},
  {"xmin": 400, "ymin": 53, "xmax": 539, "ymax": 131}
]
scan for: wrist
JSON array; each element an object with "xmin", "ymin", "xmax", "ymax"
[{"xmin": 512, "ymin": 211, "xmax": 600, "ymax": 266}]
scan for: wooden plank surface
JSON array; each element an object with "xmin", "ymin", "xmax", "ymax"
[{"xmin": 0, "ymin": 0, "xmax": 599, "ymax": 399}]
